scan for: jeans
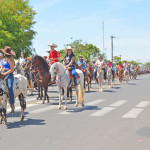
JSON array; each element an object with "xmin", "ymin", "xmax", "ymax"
[
  {"xmin": 5, "ymin": 73, "xmax": 15, "ymax": 104},
  {"xmin": 69, "ymin": 66, "xmax": 77, "ymax": 86}
]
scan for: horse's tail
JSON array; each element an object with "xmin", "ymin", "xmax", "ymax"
[{"xmin": 78, "ymin": 84, "xmax": 83, "ymax": 104}]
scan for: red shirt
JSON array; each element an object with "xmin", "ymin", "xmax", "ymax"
[
  {"xmin": 49, "ymin": 50, "xmax": 60, "ymax": 64},
  {"xmin": 107, "ymin": 62, "xmax": 111, "ymax": 67},
  {"xmin": 117, "ymin": 64, "xmax": 123, "ymax": 70}
]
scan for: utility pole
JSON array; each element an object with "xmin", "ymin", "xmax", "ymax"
[
  {"xmin": 102, "ymin": 20, "xmax": 104, "ymax": 54},
  {"xmin": 110, "ymin": 35, "xmax": 116, "ymax": 62}
]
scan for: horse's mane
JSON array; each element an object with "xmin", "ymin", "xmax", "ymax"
[{"xmin": 33, "ymin": 55, "xmax": 49, "ymax": 72}]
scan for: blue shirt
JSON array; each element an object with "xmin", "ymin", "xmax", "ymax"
[{"xmin": 3, "ymin": 60, "xmax": 11, "ymax": 70}]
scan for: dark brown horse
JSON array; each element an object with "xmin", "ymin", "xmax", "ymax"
[{"xmin": 32, "ymin": 55, "xmax": 50, "ymax": 104}]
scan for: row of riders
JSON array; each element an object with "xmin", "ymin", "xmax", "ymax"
[{"xmin": 0, "ymin": 44, "xmax": 147, "ymax": 124}]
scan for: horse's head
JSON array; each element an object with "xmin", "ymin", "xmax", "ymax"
[{"xmin": 50, "ymin": 63, "xmax": 58, "ymax": 83}]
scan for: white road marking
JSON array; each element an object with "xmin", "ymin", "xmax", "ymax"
[
  {"xmin": 122, "ymin": 108, "xmax": 143, "ymax": 118},
  {"xmin": 90, "ymin": 107, "xmax": 116, "ymax": 116},
  {"xmin": 135, "ymin": 101, "xmax": 150, "ymax": 108},
  {"xmin": 109, "ymin": 100, "xmax": 127, "ymax": 107},
  {"xmin": 59, "ymin": 99, "xmax": 105, "ymax": 115},
  {"xmin": 7, "ymin": 104, "xmax": 38, "ymax": 112},
  {"xmin": 30, "ymin": 105, "xmax": 57, "ymax": 114}
]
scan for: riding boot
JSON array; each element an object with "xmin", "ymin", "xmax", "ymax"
[{"xmin": 10, "ymin": 103, "xmax": 15, "ymax": 114}]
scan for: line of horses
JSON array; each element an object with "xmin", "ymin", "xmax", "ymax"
[{"xmin": 0, "ymin": 55, "xmax": 148, "ymax": 124}]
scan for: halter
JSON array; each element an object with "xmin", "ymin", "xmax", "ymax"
[
  {"xmin": 33, "ymin": 58, "xmax": 46, "ymax": 73},
  {"xmin": 51, "ymin": 63, "xmax": 68, "ymax": 84}
]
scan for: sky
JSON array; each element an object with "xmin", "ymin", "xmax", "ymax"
[{"xmin": 29, "ymin": 0, "xmax": 150, "ymax": 63}]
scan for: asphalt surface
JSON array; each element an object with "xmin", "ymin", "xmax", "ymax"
[{"xmin": 0, "ymin": 74, "xmax": 150, "ymax": 150}]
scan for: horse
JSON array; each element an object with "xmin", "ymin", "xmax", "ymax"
[
  {"xmin": 0, "ymin": 74, "xmax": 27, "ymax": 124},
  {"xmin": 15, "ymin": 59, "xmax": 34, "ymax": 95},
  {"xmin": 124, "ymin": 67, "xmax": 129, "ymax": 84},
  {"xmin": 107, "ymin": 67, "xmax": 113, "ymax": 88},
  {"xmin": 97, "ymin": 64, "xmax": 104, "ymax": 92},
  {"xmin": 50, "ymin": 62, "xmax": 84, "ymax": 110},
  {"xmin": 118, "ymin": 68, "xmax": 123, "ymax": 83},
  {"xmin": 31, "ymin": 55, "xmax": 50, "ymax": 104}
]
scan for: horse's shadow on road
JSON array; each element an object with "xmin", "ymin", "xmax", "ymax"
[
  {"xmin": 137, "ymin": 127, "xmax": 150, "ymax": 137},
  {"xmin": 6, "ymin": 118, "xmax": 45, "ymax": 129}
]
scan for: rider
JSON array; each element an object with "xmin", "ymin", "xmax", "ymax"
[
  {"xmin": 48, "ymin": 43, "xmax": 60, "ymax": 65},
  {"xmin": 93, "ymin": 61, "xmax": 97, "ymax": 80},
  {"xmin": 63, "ymin": 46, "xmax": 77, "ymax": 86},
  {"xmin": 0, "ymin": 46, "xmax": 16, "ymax": 113},
  {"xmin": 106, "ymin": 60, "xmax": 111, "ymax": 68},
  {"xmin": 78, "ymin": 55, "xmax": 86, "ymax": 75},
  {"xmin": 117, "ymin": 62, "xmax": 123, "ymax": 70},
  {"xmin": 19, "ymin": 52, "xmax": 27, "ymax": 71},
  {"xmin": 96, "ymin": 56, "xmax": 106, "ymax": 81},
  {"xmin": 0, "ymin": 53, "xmax": 4, "ymax": 71}
]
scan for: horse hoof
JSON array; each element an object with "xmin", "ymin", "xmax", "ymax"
[
  {"xmin": 57, "ymin": 106, "xmax": 61, "ymax": 110},
  {"xmin": 42, "ymin": 100, "xmax": 45, "ymax": 104},
  {"xmin": 82, "ymin": 104, "xmax": 84, "ymax": 107},
  {"xmin": 64, "ymin": 106, "xmax": 67, "ymax": 110},
  {"xmin": 46, "ymin": 100, "xmax": 49, "ymax": 104},
  {"xmin": 20, "ymin": 116, "xmax": 24, "ymax": 122},
  {"xmin": 74, "ymin": 103, "xmax": 78, "ymax": 107}
]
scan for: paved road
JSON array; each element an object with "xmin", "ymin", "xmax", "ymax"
[{"xmin": 1, "ymin": 74, "xmax": 150, "ymax": 150}]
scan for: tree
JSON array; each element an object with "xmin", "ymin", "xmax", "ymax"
[
  {"xmin": 145, "ymin": 62, "xmax": 150, "ymax": 68},
  {"xmin": 0, "ymin": 0, "xmax": 36, "ymax": 58},
  {"xmin": 59, "ymin": 40, "xmax": 101, "ymax": 61}
]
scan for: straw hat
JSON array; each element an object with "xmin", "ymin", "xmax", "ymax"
[
  {"xmin": 65, "ymin": 46, "xmax": 74, "ymax": 52},
  {"xmin": 0, "ymin": 46, "xmax": 16, "ymax": 56},
  {"xmin": 79, "ymin": 55, "xmax": 83, "ymax": 58},
  {"xmin": 48, "ymin": 43, "xmax": 57, "ymax": 48}
]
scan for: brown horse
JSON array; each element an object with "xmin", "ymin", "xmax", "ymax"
[
  {"xmin": 32, "ymin": 55, "xmax": 50, "ymax": 104},
  {"xmin": 118, "ymin": 68, "xmax": 123, "ymax": 82}
]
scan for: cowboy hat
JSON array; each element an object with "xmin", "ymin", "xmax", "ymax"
[
  {"xmin": 27, "ymin": 57, "xmax": 31, "ymax": 60},
  {"xmin": 65, "ymin": 46, "xmax": 74, "ymax": 52},
  {"xmin": 0, "ymin": 46, "xmax": 16, "ymax": 56},
  {"xmin": 79, "ymin": 55, "xmax": 83, "ymax": 58},
  {"xmin": 48, "ymin": 43, "xmax": 57, "ymax": 48}
]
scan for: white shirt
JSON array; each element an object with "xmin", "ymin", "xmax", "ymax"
[
  {"xmin": 19, "ymin": 58, "xmax": 26, "ymax": 66},
  {"xmin": 96, "ymin": 60, "xmax": 104, "ymax": 67}
]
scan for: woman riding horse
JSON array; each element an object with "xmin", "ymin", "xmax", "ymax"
[{"xmin": 0, "ymin": 46, "xmax": 16, "ymax": 113}]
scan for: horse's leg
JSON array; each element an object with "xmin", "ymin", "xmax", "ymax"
[
  {"xmin": 81, "ymin": 83, "xmax": 84, "ymax": 107},
  {"xmin": 0, "ymin": 107, "xmax": 3, "ymax": 124},
  {"xmin": 3, "ymin": 108, "xmax": 7, "ymax": 125},
  {"xmin": 69, "ymin": 87, "xmax": 72, "ymax": 102},
  {"xmin": 57, "ymin": 86, "xmax": 62, "ymax": 110},
  {"xmin": 19, "ymin": 94, "xmax": 26, "ymax": 121},
  {"xmin": 64, "ymin": 87, "xmax": 67, "ymax": 110},
  {"xmin": 40, "ymin": 86, "xmax": 43, "ymax": 100},
  {"xmin": 37, "ymin": 83, "xmax": 40, "ymax": 100},
  {"xmin": 75, "ymin": 85, "xmax": 79, "ymax": 107}
]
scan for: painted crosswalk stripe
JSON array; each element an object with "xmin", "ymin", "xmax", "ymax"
[
  {"xmin": 109, "ymin": 100, "xmax": 127, "ymax": 107},
  {"xmin": 59, "ymin": 99, "xmax": 105, "ymax": 115},
  {"xmin": 122, "ymin": 108, "xmax": 143, "ymax": 118},
  {"xmin": 135, "ymin": 101, "xmax": 150, "ymax": 108},
  {"xmin": 90, "ymin": 107, "xmax": 116, "ymax": 116},
  {"xmin": 90, "ymin": 100, "xmax": 127, "ymax": 117},
  {"xmin": 7, "ymin": 104, "xmax": 38, "ymax": 112},
  {"xmin": 30, "ymin": 105, "xmax": 57, "ymax": 114}
]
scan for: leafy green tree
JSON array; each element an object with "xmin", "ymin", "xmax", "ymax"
[
  {"xmin": 0, "ymin": 0, "xmax": 36, "ymax": 58},
  {"xmin": 145, "ymin": 62, "xmax": 150, "ymax": 68},
  {"xmin": 60, "ymin": 40, "xmax": 101, "ymax": 61}
]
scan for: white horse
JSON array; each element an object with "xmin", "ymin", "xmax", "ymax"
[
  {"xmin": 107, "ymin": 67, "xmax": 113, "ymax": 88},
  {"xmin": 124, "ymin": 67, "xmax": 129, "ymax": 84},
  {"xmin": 50, "ymin": 62, "xmax": 84, "ymax": 110},
  {"xmin": 0, "ymin": 74, "xmax": 27, "ymax": 124},
  {"xmin": 97, "ymin": 64, "xmax": 104, "ymax": 92}
]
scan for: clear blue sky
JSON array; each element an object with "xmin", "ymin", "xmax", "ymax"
[{"xmin": 29, "ymin": 0, "xmax": 150, "ymax": 63}]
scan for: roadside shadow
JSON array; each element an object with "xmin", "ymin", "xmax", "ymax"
[
  {"xmin": 6, "ymin": 118, "xmax": 45, "ymax": 129},
  {"xmin": 128, "ymin": 83, "xmax": 136, "ymax": 85},
  {"xmin": 137, "ymin": 127, "xmax": 150, "ymax": 137},
  {"xmin": 103, "ymin": 90, "xmax": 115, "ymax": 93},
  {"xmin": 66, "ymin": 106, "xmax": 100, "ymax": 113},
  {"xmin": 112, "ymin": 87, "xmax": 121, "ymax": 89},
  {"xmin": 84, "ymin": 90, "xmax": 97, "ymax": 93},
  {"xmin": 7, "ymin": 112, "xmax": 29, "ymax": 118}
]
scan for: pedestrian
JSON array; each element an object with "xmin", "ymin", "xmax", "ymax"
[
  {"xmin": 0, "ymin": 46, "xmax": 16, "ymax": 113},
  {"xmin": 19, "ymin": 52, "xmax": 27, "ymax": 71}
]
